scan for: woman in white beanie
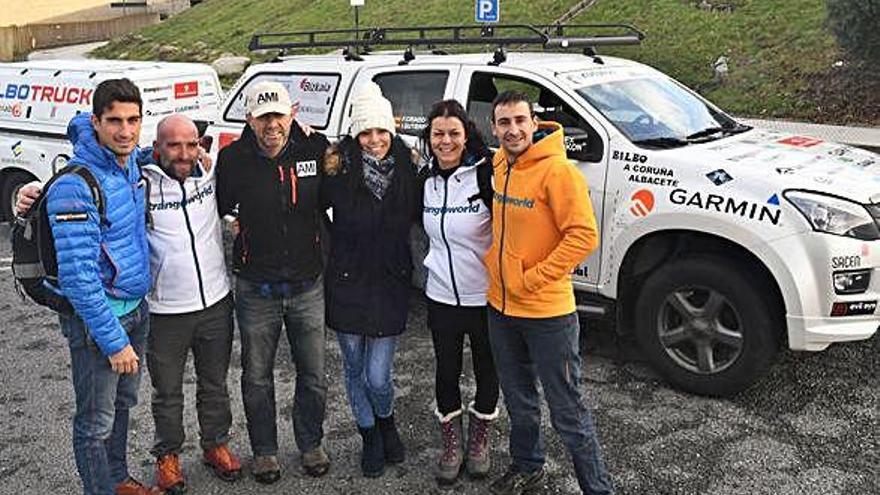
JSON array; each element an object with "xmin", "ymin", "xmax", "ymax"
[{"xmin": 321, "ymin": 82, "xmax": 420, "ymax": 478}]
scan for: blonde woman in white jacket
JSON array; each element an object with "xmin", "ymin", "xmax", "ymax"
[{"xmin": 420, "ymin": 100, "xmax": 499, "ymax": 486}]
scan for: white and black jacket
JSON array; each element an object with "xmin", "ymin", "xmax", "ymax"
[
  {"xmin": 142, "ymin": 161, "xmax": 230, "ymax": 314},
  {"xmin": 422, "ymin": 157, "xmax": 493, "ymax": 307}
]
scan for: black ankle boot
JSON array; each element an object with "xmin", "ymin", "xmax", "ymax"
[
  {"xmin": 358, "ymin": 426, "xmax": 386, "ymax": 477},
  {"xmin": 376, "ymin": 413, "xmax": 405, "ymax": 464}
]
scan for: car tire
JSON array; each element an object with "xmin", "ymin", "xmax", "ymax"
[
  {"xmin": 2, "ymin": 170, "xmax": 36, "ymax": 221},
  {"xmin": 634, "ymin": 256, "xmax": 780, "ymax": 396}
]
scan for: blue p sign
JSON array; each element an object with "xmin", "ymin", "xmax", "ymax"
[{"xmin": 476, "ymin": 0, "xmax": 499, "ymax": 23}]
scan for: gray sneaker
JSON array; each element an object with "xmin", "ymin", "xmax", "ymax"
[
  {"xmin": 302, "ymin": 445, "xmax": 330, "ymax": 477},
  {"xmin": 253, "ymin": 455, "xmax": 281, "ymax": 484}
]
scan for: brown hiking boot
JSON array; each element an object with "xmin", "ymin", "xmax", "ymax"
[
  {"xmin": 435, "ymin": 408, "xmax": 464, "ymax": 486},
  {"xmin": 466, "ymin": 403, "xmax": 498, "ymax": 478},
  {"xmin": 114, "ymin": 477, "xmax": 163, "ymax": 495},
  {"xmin": 302, "ymin": 444, "xmax": 331, "ymax": 477},
  {"xmin": 253, "ymin": 454, "xmax": 281, "ymax": 484},
  {"xmin": 155, "ymin": 454, "xmax": 186, "ymax": 494},
  {"xmin": 203, "ymin": 444, "xmax": 242, "ymax": 482}
]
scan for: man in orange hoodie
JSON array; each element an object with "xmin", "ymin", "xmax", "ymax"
[{"xmin": 485, "ymin": 90, "xmax": 612, "ymax": 495}]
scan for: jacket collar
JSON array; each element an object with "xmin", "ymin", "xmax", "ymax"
[
  {"xmin": 67, "ymin": 112, "xmax": 139, "ymax": 173},
  {"xmin": 494, "ymin": 121, "xmax": 565, "ymax": 171}
]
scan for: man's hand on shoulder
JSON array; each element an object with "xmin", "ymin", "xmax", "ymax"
[{"xmin": 108, "ymin": 344, "xmax": 139, "ymax": 374}]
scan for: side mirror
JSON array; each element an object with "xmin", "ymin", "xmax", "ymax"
[{"xmin": 564, "ymin": 127, "xmax": 603, "ymax": 163}]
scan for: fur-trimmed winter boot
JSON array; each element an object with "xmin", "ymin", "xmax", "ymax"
[
  {"xmin": 435, "ymin": 408, "xmax": 464, "ymax": 485},
  {"xmin": 466, "ymin": 402, "xmax": 499, "ymax": 478}
]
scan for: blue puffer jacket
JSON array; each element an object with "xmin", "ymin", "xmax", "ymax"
[{"xmin": 46, "ymin": 113, "xmax": 150, "ymax": 357}]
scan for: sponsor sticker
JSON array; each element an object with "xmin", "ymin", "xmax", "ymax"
[
  {"xmin": 630, "ymin": 189, "xmax": 654, "ymax": 217},
  {"xmin": 830, "ymin": 300, "xmax": 877, "ymax": 317},
  {"xmin": 218, "ymin": 132, "xmax": 240, "ymax": 150},
  {"xmin": 831, "ymin": 256, "xmax": 861, "ymax": 270},
  {"xmin": 174, "ymin": 81, "xmax": 199, "ymax": 99},
  {"xmin": 668, "ymin": 189, "xmax": 781, "ymax": 225},
  {"xmin": 778, "ymin": 136, "xmax": 823, "ymax": 148},
  {"xmin": 706, "ymin": 169, "xmax": 733, "ymax": 186},
  {"xmin": 11, "ymin": 140, "xmax": 22, "ymax": 157}
]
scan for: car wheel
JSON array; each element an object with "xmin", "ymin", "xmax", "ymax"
[
  {"xmin": 2, "ymin": 171, "xmax": 36, "ymax": 221},
  {"xmin": 634, "ymin": 256, "xmax": 780, "ymax": 396}
]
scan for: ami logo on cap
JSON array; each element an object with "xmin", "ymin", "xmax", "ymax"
[
  {"xmin": 256, "ymin": 92, "xmax": 280, "ymax": 105},
  {"xmin": 174, "ymin": 81, "xmax": 199, "ymax": 99}
]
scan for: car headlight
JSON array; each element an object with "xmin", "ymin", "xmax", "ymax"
[{"xmin": 784, "ymin": 191, "xmax": 880, "ymax": 240}]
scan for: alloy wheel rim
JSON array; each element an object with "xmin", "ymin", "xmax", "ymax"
[{"xmin": 656, "ymin": 286, "xmax": 744, "ymax": 374}]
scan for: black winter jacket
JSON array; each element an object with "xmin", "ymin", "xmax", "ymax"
[
  {"xmin": 322, "ymin": 135, "xmax": 420, "ymax": 337},
  {"xmin": 216, "ymin": 124, "xmax": 329, "ymax": 283}
]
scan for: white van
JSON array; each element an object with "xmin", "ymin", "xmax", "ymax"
[{"xmin": 0, "ymin": 59, "xmax": 222, "ymax": 220}]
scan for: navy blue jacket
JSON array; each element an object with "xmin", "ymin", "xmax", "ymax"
[
  {"xmin": 322, "ymin": 136, "xmax": 420, "ymax": 337},
  {"xmin": 46, "ymin": 113, "xmax": 150, "ymax": 356}
]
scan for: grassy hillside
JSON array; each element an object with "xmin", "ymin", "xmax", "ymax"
[{"xmin": 92, "ymin": 0, "xmax": 878, "ymax": 125}]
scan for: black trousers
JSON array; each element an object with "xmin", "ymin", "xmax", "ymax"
[
  {"xmin": 147, "ymin": 293, "xmax": 234, "ymax": 456},
  {"xmin": 428, "ymin": 299, "xmax": 499, "ymax": 416}
]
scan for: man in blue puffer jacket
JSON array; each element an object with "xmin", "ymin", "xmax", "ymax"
[{"xmin": 46, "ymin": 79, "xmax": 157, "ymax": 495}]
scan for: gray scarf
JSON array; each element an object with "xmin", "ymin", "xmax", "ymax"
[{"xmin": 362, "ymin": 152, "xmax": 395, "ymax": 200}]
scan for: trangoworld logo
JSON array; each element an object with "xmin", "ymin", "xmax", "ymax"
[
  {"xmin": 630, "ymin": 189, "xmax": 654, "ymax": 217},
  {"xmin": 493, "ymin": 191, "xmax": 535, "ymax": 209}
]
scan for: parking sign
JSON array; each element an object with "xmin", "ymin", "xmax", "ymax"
[{"xmin": 476, "ymin": 0, "xmax": 499, "ymax": 23}]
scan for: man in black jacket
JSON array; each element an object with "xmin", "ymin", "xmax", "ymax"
[{"xmin": 216, "ymin": 81, "xmax": 330, "ymax": 484}]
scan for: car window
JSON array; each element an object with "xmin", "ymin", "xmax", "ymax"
[
  {"xmin": 575, "ymin": 76, "xmax": 739, "ymax": 146},
  {"xmin": 466, "ymin": 72, "xmax": 604, "ymax": 162},
  {"xmin": 372, "ymin": 71, "xmax": 449, "ymax": 137},
  {"xmin": 223, "ymin": 72, "xmax": 341, "ymax": 129}
]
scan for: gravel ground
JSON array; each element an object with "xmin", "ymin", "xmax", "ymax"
[{"xmin": 0, "ymin": 227, "xmax": 877, "ymax": 495}]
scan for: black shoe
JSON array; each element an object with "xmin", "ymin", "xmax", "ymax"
[
  {"xmin": 489, "ymin": 465, "xmax": 545, "ymax": 495},
  {"xmin": 376, "ymin": 413, "xmax": 406, "ymax": 464},
  {"xmin": 358, "ymin": 426, "xmax": 386, "ymax": 478}
]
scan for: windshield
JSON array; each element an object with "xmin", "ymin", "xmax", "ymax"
[{"xmin": 575, "ymin": 76, "xmax": 745, "ymax": 149}]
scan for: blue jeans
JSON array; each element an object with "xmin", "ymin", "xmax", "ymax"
[
  {"xmin": 488, "ymin": 308, "xmax": 613, "ymax": 495},
  {"xmin": 236, "ymin": 276, "xmax": 327, "ymax": 456},
  {"xmin": 335, "ymin": 332, "xmax": 399, "ymax": 429},
  {"xmin": 59, "ymin": 299, "xmax": 149, "ymax": 495}
]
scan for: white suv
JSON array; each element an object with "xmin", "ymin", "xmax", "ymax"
[{"xmin": 205, "ymin": 26, "xmax": 880, "ymax": 396}]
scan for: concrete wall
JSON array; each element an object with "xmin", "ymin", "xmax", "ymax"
[
  {"xmin": 0, "ymin": 12, "xmax": 160, "ymax": 61},
  {"xmin": 0, "ymin": 1, "xmax": 114, "ymax": 26}
]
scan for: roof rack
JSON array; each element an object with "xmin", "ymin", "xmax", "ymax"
[{"xmin": 248, "ymin": 23, "xmax": 645, "ymax": 55}]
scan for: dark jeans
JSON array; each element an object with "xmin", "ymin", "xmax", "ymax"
[
  {"xmin": 147, "ymin": 293, "xmax": 234, "ymax": 456},
  {"xmin": 428, "ymin": 299, "xmax": 499, "ymax": 416},
  {"xmin": 335, "ymin": 331, "xmax": 398, "ymax": 428},
  {"xmin": 59, "ymin": 299, "xmax": 149, "ymax": 495},
  {"xmin": 488, "ymin": 307, "xmax": 613, "ymax": 495},
  {"xmin": 236, "ymin": 276, "xmax": 327, "ymax": 456}
]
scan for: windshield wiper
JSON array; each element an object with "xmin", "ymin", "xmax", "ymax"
[
  {"xmin": 685, "ymin": 124, "xmax": 753, "ymax": 141},
  {"xmin": 631, "ymin": 137, "xmax": 690, "ymax": 149}
]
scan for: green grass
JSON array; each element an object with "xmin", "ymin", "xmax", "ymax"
[{"xmin": 93, "ymin": 0, "xmax": 843, "ymax": 121}]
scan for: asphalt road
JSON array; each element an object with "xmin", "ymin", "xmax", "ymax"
[{"xmin": 0, "ymin": 229, "xmax": 877, "ymax": 495}]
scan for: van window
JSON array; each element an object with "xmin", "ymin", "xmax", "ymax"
[
  {"xmin": 224, "ymin": 72, "xmax": 341, "ymax": 129},
  {"xmin": 372, "ymin": 71, "xmax": 448, "ymax": 136},
  {"xmin": 466, "ymin": 72, "xmax": 604, "ymax": 162}
]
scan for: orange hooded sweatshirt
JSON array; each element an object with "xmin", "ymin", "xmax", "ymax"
[{"xmin": 485, "ymin": 122, "xmax": 599, "ymax": 318}]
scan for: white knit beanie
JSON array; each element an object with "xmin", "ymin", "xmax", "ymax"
[{"xmin": 349, "ymin": 82, "xmax": 396, "ymax": 137}]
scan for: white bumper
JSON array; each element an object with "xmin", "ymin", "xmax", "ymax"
[{"xmin": 764, "ymin": 232, "xmax": 880, "ymax": 351}]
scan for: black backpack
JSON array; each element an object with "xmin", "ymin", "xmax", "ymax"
[{"xmin": 11, "ymin": 165, "xmax": 105, "ymax": 314}]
